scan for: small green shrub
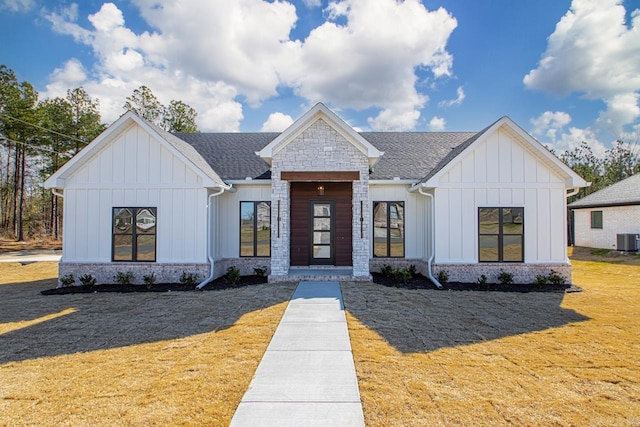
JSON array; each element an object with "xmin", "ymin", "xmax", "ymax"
[
  {"xmin": 60, "ymin": 274, "xmax": 75, "ymax": 287},
  {"xmin": 498, "ymin": 269, "xmax": 514, "ymax": 285},
  {"xmin": 254, "ymin": 266, "xmax": 268, "ymax": 278},
  {"xmin": 381, "ymin": 264, "xmax": 394, "ymax": 277},
  {"xmin": 393, "ymin": 267, "xmax": 412, "ymax": 283},
  {"xmin": 143, "ymin": 272, "xmax": 156, "ymax": 289},
  {"xmin": 180, "ymin": 271, "xmax": 198, "ymax": 287},
  {"xmin": 533, "ymin": 274, "xmax": 548, "ymax": 288},
  {"xmin": 477, "ymin": 274, "xmax": 488, "ymax": 289},
  {"xmin": 547, "ymin": 269, "xmax": 566, "ymax": 285},
  {"xmin": 114, "ymin": 271, "xmax": 134, "ymax": 285},
  {"xmin": 408, "ymin": 264, "xmax": 417, "ymax": 277},
  {"xmin": 78, "ymin": 274, "xmax": 96, "ymax": 288},
  {"xmin": 225, "ymin": 266, "xmax": 241, "ymax": 284},
  {"xmin": 435, "ymin": 270, "xmax": 449, "ymax": 285}
]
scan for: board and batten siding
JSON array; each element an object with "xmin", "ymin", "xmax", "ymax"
[
  {"xmin": 61, "ymin": 123, "xmax": 207, "ymax": 263},
  {"xmin": 369, "ymin": 184, "xmax": 428, "ymax": 259},
  {"xmin": 435, "ymin": 127, "xmax": 568, "ymax": 264}
]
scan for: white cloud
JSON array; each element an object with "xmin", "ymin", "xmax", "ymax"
[
  {"xmin": 438, "ymin": 86, "xmax": 465, "ymax": 108},
  {"xmin": 551, "ymin": 127, "xmax": 608, "ymax": 158},
  {"xmin": 290, "ymin": 0, "xmax": 456, "ymax": 130},
  {"xmin": 428, "ymin": 116, "xmax": 446, "ymax": 131},
  {"xmin": 597, "ymin": 93, "xmax": 640, "ymax": 135},
  {"xmin": 0, "ymin": 0, "xmax": 34, "ymax": 12},
  {"xmin": 524, "ymin": 0, "xmax": 640, "ymax": 136},
  {"xmin": 530, "ymin": 111, "xmax": 572, "ymax": 142},
  {"xmin": 261, "ymin": 112, "xmax": 294, "ymax": 132},
  {"xmin": 43, "ymin": 0, "xmax": 457, "ymax": 131},
  {"xmin": 524, "ymin": 0, "xmax": 640, "ymax": 98}
]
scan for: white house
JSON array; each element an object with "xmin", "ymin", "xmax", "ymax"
[
  {"xmin": 569, "ymin": 173, "xmax": 640, "ymax": 250},
  {"xmin": 43, "ymin": 103, "xmax": 587, "ymax": 286}
]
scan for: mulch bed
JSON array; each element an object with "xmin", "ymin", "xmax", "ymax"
[
  {"xmin": 371, "ymin": 273, "xmax": 581, "ymax": 293},
  {"xmin": 41, "ymin": 275, "xmax": 268, "ymax": 295}
]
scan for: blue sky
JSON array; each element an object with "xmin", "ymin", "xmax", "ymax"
[{"xmin": 1, "ymin": 0, "xmax": 639, "ymax": 155}]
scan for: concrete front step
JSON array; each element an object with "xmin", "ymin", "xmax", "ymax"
[{"xmin": 269, "ymin": 267, "xmax": 371, "ymax": 283}]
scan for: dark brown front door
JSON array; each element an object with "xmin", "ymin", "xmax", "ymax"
[
  {"xmin": 310, "ymin": 200, "xmax": 334, "ymax": 265},
  {"xmin": 290, "ymin": 182, "xmax": 352, "ymax": 266}
]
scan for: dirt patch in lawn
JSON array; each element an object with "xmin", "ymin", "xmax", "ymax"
[
  {"xmin": 0, "ymin": 266, "xmax": 296, "ymax": 426},
  {"xmin": 0, "ymin": 237, "xmax": 61, "ymax": 253},
  {"xmin": 344, "ymin": 255, "xmax": 640, "ymax": 426},
  {"xmin": 570, "ymin": 245, "xmax": 640, "ymax": 266}
]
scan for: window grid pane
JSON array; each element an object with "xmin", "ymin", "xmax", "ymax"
[
  {"xmin": 478, "ymin": 207, "xmax": 523, "ymax": 263},
  {"xmin": 240, "ymin": 201, "xmax": 271, "ymax": 257},
  {"xmin": 113, "ymin": 207, "xmax": 156, "ymax": 262},
  {"xmin": 373, "ymin": 201, "xmax": 404, "ymax": 258}
]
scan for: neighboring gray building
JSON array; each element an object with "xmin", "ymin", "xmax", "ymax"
[{"xmin": 569, "ymin": 174, "xmax": 640, "ymax": 250}]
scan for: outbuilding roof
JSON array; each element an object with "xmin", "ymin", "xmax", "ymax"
[{"xmin": 568, "ymin": 173, "xmax": 640, "ymax": 208}]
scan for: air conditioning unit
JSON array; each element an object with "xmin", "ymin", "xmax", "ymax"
[{"xmin": 617, "ymin": 234, "xmax": 640, "ymax": 251}]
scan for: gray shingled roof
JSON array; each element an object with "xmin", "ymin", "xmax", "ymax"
[
  {"xmin": 173, "ymin": 131, "xmax": 480, "ymax": 181},
  {"xmin": 568, "ymin": 173, "xmax": 640, "ymax": 208}
]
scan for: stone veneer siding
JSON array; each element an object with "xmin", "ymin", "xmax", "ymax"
[
  {"xmin": 57, "ymin": 262, "xmax": 210, "ymax": 287},
  {"xmin": 370, "ymin": 259, "xmax": 573, "ymax": 284},
  {"xmin": 433, "ymin": 263, "xmax": 573, "ymax": 285},
  {"xmin": 269, "ymin": 119, "xmax": 371, "ymax": 281}
]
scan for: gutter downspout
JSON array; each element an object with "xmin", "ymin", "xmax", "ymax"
[
  {"xmin": 196, "ymin": 186, "xmax": 227, "ymax": 290},
  {"xmin": 417, "ymin": 187, "xmax": 443, "ymax": 289},
  {"xmin": 566, "ymin": 187, "xmax": 579, "ymax": 198}
]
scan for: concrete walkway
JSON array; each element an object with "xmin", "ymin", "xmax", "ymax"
[{"xmin": 230, "ymin": 281, "xmax": 365, "ymax": 427}]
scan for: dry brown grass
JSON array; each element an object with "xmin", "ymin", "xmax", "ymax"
[
  {"xmin": 0, "ymin": 238, "xmax": 62, "ymax": 253},
  {"xmin": 344, "ymin": 249, "xmax": 640, "ymax": 426},
  {"xmin": 0, "ymin": 265, "xmax": 296, "ymax": 426}
]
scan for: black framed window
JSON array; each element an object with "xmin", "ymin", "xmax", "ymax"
[
  {"xmin": 591, "ymin": 211, "xmax": 603, "ymax": 229},
  {"xmin": 112, "ymin": 207, "xmax": 156, "ymax": 262},
  {"xmin": 240, "ymin": 201, "xmax": 271, "ymax": 257},
  {"xmin": 479, "ymin": 207, "xmax": 524, "ymax": 262},
  {"xmin": 373, "ymin": 201, "xmax": 405, "ymax": 257}
]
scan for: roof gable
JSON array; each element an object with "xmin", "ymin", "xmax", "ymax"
[
  {"xmin": 257, "ymin": 102, "xmax": 383, "ymax": 168},
  {"xmin": 43, "ymin": 111, "xmax": 228, "ymax": 189},
  {"xmin": 569, "ymin": 173, "xmax": 640, "ymax": 208},
  {"xmin": 415, "ymin": 116, "xmax": 588, "ymax": 189}
]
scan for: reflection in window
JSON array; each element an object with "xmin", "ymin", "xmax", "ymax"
[
  {"xmin": 373, "ymin": 201, "xmax": 404, "ymax": 257},
  {"xmin": 478, "ymin": 207, "xmax": 523, "ymax": 262},
  {"xmin": 112, "ymin": 207, "xmax": 156, "ymax": 262},
  {"xmin": 591, "ymin": 210, "xmax": 603, "ymax": 229},
  {"xmin": 240, "ymin": 201, "xmax": 271, "ymax": 257}
]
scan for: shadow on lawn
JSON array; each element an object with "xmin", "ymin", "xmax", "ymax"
[
  {"xmin": 342, "ymin": 281, "xmax": 589, "ymax": 354},
  {"xmin": 0, "ymin": 279, "xmax": 296, "ymax": 364}
]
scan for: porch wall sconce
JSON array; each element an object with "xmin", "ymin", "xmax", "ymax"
[{"xmin": 317, "ymin": 184, "xmax": 325, "ymax": 196}]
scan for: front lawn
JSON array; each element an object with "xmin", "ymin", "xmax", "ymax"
[
  {"xmin": 343, "ymin": 248, "xmax": 640, "ymax": 426},
  {"xmin": 0, "ymin": 263, "xmax": 295, "ymax": 426}
]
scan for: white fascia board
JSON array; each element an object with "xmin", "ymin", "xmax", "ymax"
[
  {"xmin": 256, "ymin": 102, "xmax": 383, "ymax": 168},
  {"xmin": 42, "ymin": 112, "xmax": 138, "ymax": 188},
  {"xmin": 369, "ymin": 179, "xmax": 418, "ymax": 185},
  {"xmin": 421, "ymin": 116, "xmax": 588, "ymax": 189},
  {"xmin": 226, "ymin": 179, "xmax": 273, "ymax": 185},
  {"xmin": 500, "ymin": 117, "xmax": 588, "ymax": 188}
]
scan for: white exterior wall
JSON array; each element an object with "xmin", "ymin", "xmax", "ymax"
[
  {"xmin": 368, "ymin": 183, "xmax": 428, "ymax": 259},
  {"xmin": 216, "ymin": 183, "xmax": 272, "ymax": 259},
  {"xmin": 61, "ymin": 123, "xmax": 207, "ymax": 264},
  {"xmin": 573, "ymin": 205, "xmax": 640, "ymax": 249},
  {"xmin": 434, "ymin": 127, "xmax": 568, "ymax": 264}
]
